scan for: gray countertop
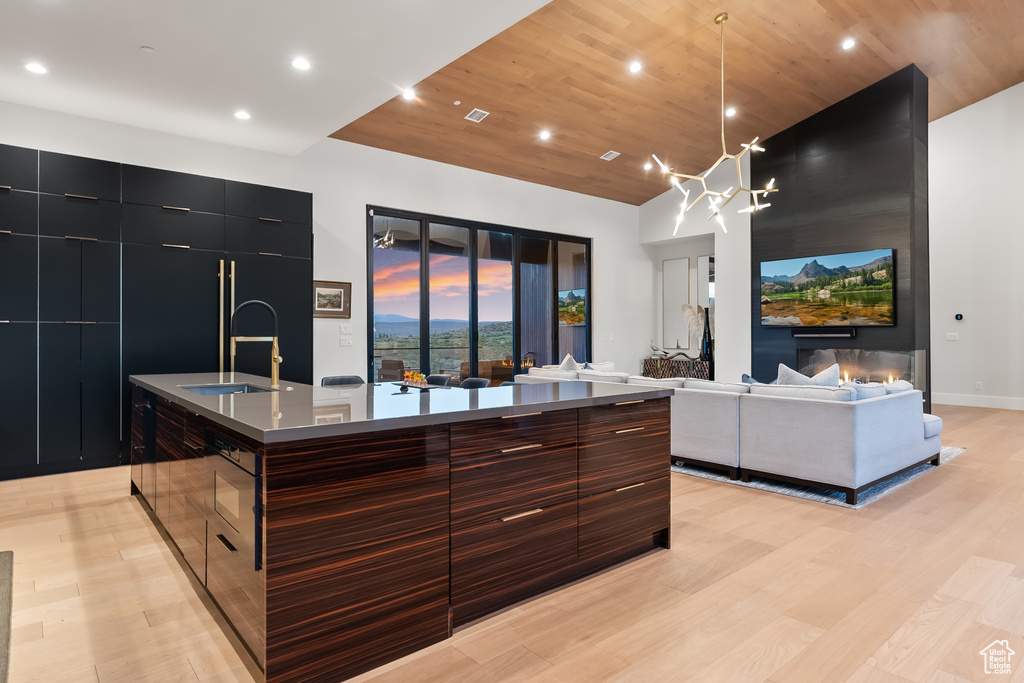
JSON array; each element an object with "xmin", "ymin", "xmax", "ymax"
[{"xmin": 129, "ymin": 372, "xmax": 673, "ymax": 444}]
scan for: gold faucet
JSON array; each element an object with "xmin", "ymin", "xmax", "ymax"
[{"xmin": 229, "ymin": 300, "xmax": 283, "ymax": 388}]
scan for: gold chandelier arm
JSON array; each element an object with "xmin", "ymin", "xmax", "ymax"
[{"xmin": 718, "ymin": 12, "xmax": 727, "ymax": 156}]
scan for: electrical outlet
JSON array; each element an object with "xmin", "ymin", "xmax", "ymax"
[
  {"xmin": 340, "ymin": 324, "xmax": 353, "ymax": 335},
  {"xmin": 339, "ymin": 337, "xmax": 353, "ymax": 347},
  {"xmin": 945, "ymin": 332, "xmax": 959, "ymax": 341},
  {"xmin": 609, "ymin": 334, "xmax": 615, "ymax": 342},
  {"xmin": 976, "ymin": 381, "xmax": 983, "ymax": 391}
]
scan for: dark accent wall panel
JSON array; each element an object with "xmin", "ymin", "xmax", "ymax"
[{"xmin": 750, "ymin": 65, "xmax": 930, "ymax": 406}]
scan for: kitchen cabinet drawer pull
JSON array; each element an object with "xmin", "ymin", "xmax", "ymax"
[
  {"xmin": 501, "ymin": 508, "xmax": 544, "ymax": 522},
  {"xmin": 615, "ymin": 427, "xmax": 646, "ymax": 434},
  {"xmin": 161, "ymin": 205, "xmax": 190, "ymax": 212},
  {"xmin": 615, "ymin": 482, "xmax": 646, "ymax": 493},
  {"xmin": 216, "ymin": 534, "xmax": 238, "ymax": 552},
  {"xmin": 64, "ymin": 193, "xmax": 98, "ymax": 201},
  {"xmin": 0, "ymin": 185, "xmax": 11, "ymax": 190},
  {"xmin": 499, "ymin": 443, "xmax": 542, "ymax": 454},
  {"xmin": 258, "ymin": 216, "xmax": 282, "ymax": 223},
  {"xmin": 162, "ymin": 243, "xmax": 191, "ymax": 249},
  {"xmin": 0, "ymin": 230, "xmax": 11, "ymax": 235},
  {"xmin": 501, "ymin": 411, "xmax": 541, "ymax": 419},
  {"xmin": 258, "ymin": 252, "xmax": 282, "ymax": 257},
  {"xmin": 0, "ymin": 320, "xmax": 9, "ymax": 324},
  {"xmin": 64, "ymin": 235, "xmax": 99, "ymax": 242},
  {"xmin": 615, "ymin": 399, "xmax": 644, "ymax": 406},
  {"xmin": 65, "ymin": 320, "xmax": 97, "ymax": 325}
]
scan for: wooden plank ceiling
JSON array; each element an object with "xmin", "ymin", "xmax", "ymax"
[{"xmin": 331, "ymin": 0, "xmax": 1024, "ymax": 206}]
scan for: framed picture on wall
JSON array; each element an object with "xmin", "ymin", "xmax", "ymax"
[
  {"xmin": 313, "ymin": 281, "xmax": 352, "ymax": 318},
  {"xmin": 558, "ymin": 289, "xmax": 586, "ymax": 326}
]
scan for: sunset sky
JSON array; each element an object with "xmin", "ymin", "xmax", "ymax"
[{"xmin": 373, "ymin": 249, "xmax": 513, "ymax": 321}]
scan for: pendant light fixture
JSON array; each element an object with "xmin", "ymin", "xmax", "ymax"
[{"xmin": 652, "ymin": 12, "xmax": 778, "ymax": 234}]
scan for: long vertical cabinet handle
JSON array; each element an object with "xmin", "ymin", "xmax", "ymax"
[
  {"xmin": 230, "ymin": 260, "xmax": 236, "ymax": 373},
  {"xmin": 218, "ymin": 259, "xmax": 225, "ymax": 372}
]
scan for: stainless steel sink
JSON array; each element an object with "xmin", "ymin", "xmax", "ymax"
[{"xmin": 180, "ymin": 383, "xmax": 278, "ymax": 395}]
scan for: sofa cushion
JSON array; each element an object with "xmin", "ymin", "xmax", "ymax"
[
  {"xmin": 527, "ymin": 367, "xmax": 578, "ymax": 380},
  {"xmin": 585, "ymin": 360, "xmax": 616, "ymax": 372},
  {"xmin": 923, "ymin": 413, "xmax": 943, "ymax": 439},
  {"xmin": 886, "ymin": 379, "xmax": 915, "ymax": 394},
  {"xmin": 626, "ymin": 375, "xmax": 683, "ymax": 388},
  {"xmin": 842, "ymin": 381, "xmax": 888, "ymax": 400},
  {"xmin": 577, "ymin": 369, "xmax": 628, "ymax": 383},
  {"xmin": 683, "ymin": 378, "xmax": 750, "ymax": 394},
  {"xmin": 748, "ymin": 384, "xmax": 857, "ymax": 401},
  {"xmin": 558, "ymin": 354, "xmax": 583, "ymax": 372},
  {"xmin": 777, "ymin": 362, "xmax": 841, "ymax": 387}
]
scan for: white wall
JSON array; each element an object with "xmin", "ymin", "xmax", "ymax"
[
  {"xmin": 929, "ymin": 81, "xmax": 1024, "ymax": 410},
  {"xmin": 644, "ymin": 234, "xmax": 714, "ymax": 352},
  {"xmin": 0, "ymin": 100, "xmax": 647, "ymax": 384},
  {"xmin": 639, "ymin": 156, "xmax": 752, "ymax": 383}
]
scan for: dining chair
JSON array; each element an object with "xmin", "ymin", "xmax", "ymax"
[
  {"xmin": 321, "ymin": 375, "xmax": 364, "ymax": 387},
  {"xmin": 459, "ymin": 377, "xmax": 491, "ymax": 389},
  {"xmin": 425, "ymin": 374, "xmax": 452, "ymax": 387}
]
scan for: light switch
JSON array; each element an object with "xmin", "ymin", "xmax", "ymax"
[
  {"xmin": 339, "ymin": 337, "xmax": 353, "ymax": 347},
  {"xmin": 340, "ymin": 324, "xmax": 353, "ymax": 335},
  {"xmin": 945, "ymin": 332, "xmax": 959, "ymax": 341}
]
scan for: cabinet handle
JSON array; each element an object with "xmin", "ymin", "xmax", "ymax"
[
  {"xmin": 615, "ymin": 399, "xmax": 644, "ymax": 406},
  {"xmin": 216, "ymin": 534, "xmax": 238, "ymax": 552},
  {"xmin": 161, "ymin": 205, "xmax": 190, "ymax": 212},
  {"xmin": 501, "ymin": 412, "xmax": 541, "ymax": 419},
  {"xmin": 0, "ymin": 320, "xmax": 9, "ymax": 324},
  {"xmin": 0, "ymin": 230, "xmax": 11, "ymax": 235},
  {"xmin": 499, "ymin": 443, "xmax": 542, "ymax": 454},
  {"xmin": 64, "ymin": 235, "xmax": 98, "ymax": 242},
  {"xmin": 501, "ymin": 508, "xmax": 543, "ymax": 522},
  {"xmin": 0, "ymin": 185, "xmax": 11, "ymax": 190},
  {"xmin": 64, "ymin": 193, "xmax": 98, "ymax": 201},
  {"xmin": 615, "ymin": 482, "xmax": 646, "ymax": 493},
  {"xmin": 258, "ymin": 252, "xmax": 282, "ymax": 257},
  {"xmin": 65, "ymin": 321, "xmax": 97, "ymax": 325},
  {"xmin": 258, "ymin": 217, "xmax": 282, "ymax": 223},
  {"xmin": 162, "ymin": 243, "xmax": 190, "ymax": 249},
  {"xmin": 615, "ymin": 427, "xmax": 646, "ymax": 434}
]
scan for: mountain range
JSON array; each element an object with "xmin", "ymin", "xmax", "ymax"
[{"xmin": 761, "ymin": 255, "xmax": 892, "ymax": 285}]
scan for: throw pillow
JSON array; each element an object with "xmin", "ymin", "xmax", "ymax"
[
  {"xmin": 842, "ymin": 381, "xmax": 887, "ymax": 400},
  {"xmin": 558, "ymin": 353, "xmax": 582, "ymax": 373},
  {"xmin": 886, "ymin": 379, "xmax": 914, "ymax": 394},
  {"xmin": 777, "ymin": 362, "xmax": 840, "ymax": 387},
  {"xmin": 585, "ymin": 360, "xmax": 616, "ymax": 372}
]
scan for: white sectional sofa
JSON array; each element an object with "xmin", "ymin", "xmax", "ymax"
[{"xmin": 516, "ymin": 366, "xmax": 942, "ymax": 504}]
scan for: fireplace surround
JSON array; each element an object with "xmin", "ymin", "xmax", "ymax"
[{"xmin": 798, "ymin": 348, "xmax": 927, "ymax": 394}]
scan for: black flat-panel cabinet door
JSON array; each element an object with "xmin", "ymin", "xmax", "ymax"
[
  {"xmin": 39, "ymin": 151, "xmax": 120, "ymax": 202},
  {"xmin": 0, "ymin": 144, "xmax": 38, "ymax": 191},
  {"xmin": 39, "ymin": 237, "xmax": 81, "ymax": 322},
  {"xmin": 0, "ymin": 233, "xmax": 38, "ymax": 321},
  {"xmin": 123, "ymin": 244, "xmax": 222, "ymax": 378},
  {"xmin": 122, "ymin": 204, "xmax": 225, "ymax": 250},
  {"xmin": 122, "ymin": 165, "xmax": 225, "ymax": 214},
  {"xmin": 225, "ymin": 180, "xmax": 311, "ymax": 225},
  {"xmin": 81, "ymin": 323, "xmax": 121, "ymax": 465},
  {"xmin": 228, "ymin": 253, "xmax": 312, "ymax": 384},
  {"xmin": 225, "ymin": 215, "xmax": 310, "ymax": 258},
  {"xmin": 82, "ymin": 241, "xmax": 120, "ymax": 323},
  {"xmin": 39, "ymin": 194, "xmax": 120, "ymax": 242},
  {"xmin": 0, "ymin": 189, "xmax": 38, "ymax": 234},
  {"xmin": 0, "ymin": 323, "xmax": 37, "ymax": 472},
  {"xmin": 39, "ymin": 323, "xmax": 83, "ymax": 465}
]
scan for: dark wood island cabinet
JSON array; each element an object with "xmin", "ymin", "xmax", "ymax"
[{"xmin": 130, "ymin": 373, "xmax": 671, "ymax": 682}]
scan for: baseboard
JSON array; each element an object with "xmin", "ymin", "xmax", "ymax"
[{"xmin": 932, "ymin": 393, "xmax": 1024, "ymax": 411}]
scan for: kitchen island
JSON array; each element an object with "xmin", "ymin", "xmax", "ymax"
[{"xmin": 129, "ymin": 372, "xmax": 672, "ymax": 683}]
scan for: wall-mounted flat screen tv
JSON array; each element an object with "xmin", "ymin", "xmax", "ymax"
[{"xmin": 760, "ymin": 248, "xmax": 894, "ymax": 327}]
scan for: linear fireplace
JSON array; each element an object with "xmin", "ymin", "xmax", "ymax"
[{"xmin": 797, "ymin": 348, "xmax": 927, "ymax": 393}]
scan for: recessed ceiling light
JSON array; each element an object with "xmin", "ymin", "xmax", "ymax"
[
  {"xmin": 643, "ymin": 162, "xmax": 653, "ymax": 171},
  {"xmin": 725, "ymin": 107, "xmax": 737, "ymax": 117},
  {"xmin": 140, "ymin": 46, "xmax": 155, "ymax": 53},
  {"xmin": 25, "ymin": 62, "xmax": 47, "ymax": 74},
  {"xmin": 539, "ymin": 130, "xmax": 551, "ymax": 140},
  {"xmin": 454, "ymin": 100, "xmax": 461, "ymax": 106},
  {"xmin": 629, "ymin": 60, "xmax": 642, "ymax": 74},
  {"xmin": 402, "ymin": 88, "xmax": 415, "ymax": 101},
  {"xmin": 842, "ymin": 37, "xmax": 856, "ymax": 50},
  {"xmin": 234, "ymin": 110, "xmax": 250, "ymax": 120},
  {"xmin": 292, "ymin": 57, "xmax": 310, "ymax": 71}
]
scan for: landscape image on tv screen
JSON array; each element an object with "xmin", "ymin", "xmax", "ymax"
[{"xmin": 760, "ymin": 248, "xmax": 894, "ymax": 327}]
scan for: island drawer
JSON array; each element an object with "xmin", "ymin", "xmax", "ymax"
[
  {"xmin": 451, "ymin": 443, "xmax": 577, "ymax": 531},
  {"xmin": 451, "ymin": 499, "xmax": 578, "ymax": 625},
  {"xmin": 579, "ymin": 475, "xmax": 670, "ymax": 566},
  {"xmin": 578, "ymin": 399, "xmax": 669, "ymax": 496},
  {"xmin": 450, "ymin": 409, "xmax": 576, "ymax": 459}
]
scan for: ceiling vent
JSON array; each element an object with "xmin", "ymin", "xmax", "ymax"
[
  {"xmin": 600, "ymin": 150, "xmax": 621, "ymax": 161},
  {"xmin": 464, "ymin": 108, "xmax": 490, "ymax": 123}
]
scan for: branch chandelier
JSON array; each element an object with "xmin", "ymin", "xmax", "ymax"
[{"xmin": 652, "ymin": 12, "xmax": 778, "ymax": 234}]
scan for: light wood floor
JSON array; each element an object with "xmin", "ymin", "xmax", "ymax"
[{"xmin": 4, "ymin": 405, "xmax": 1023, "ymax": 682}]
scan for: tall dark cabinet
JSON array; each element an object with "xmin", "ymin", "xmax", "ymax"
[{"xmin": 0, "ymin": 146, "xmax": 313, "ymax": 481}]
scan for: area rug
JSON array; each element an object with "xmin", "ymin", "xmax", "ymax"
[
  {"xmin": 1, "ymin": 550, "xmax": 12, "ymax": 683},
  {"xmin": 672, "ymin": 446, "xmax": 966, "ymax": 509}
]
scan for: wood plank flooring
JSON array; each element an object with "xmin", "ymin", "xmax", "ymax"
[{"xmin": 3, "ymin": 404, "xmax": 1022, "ymax": 682}]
